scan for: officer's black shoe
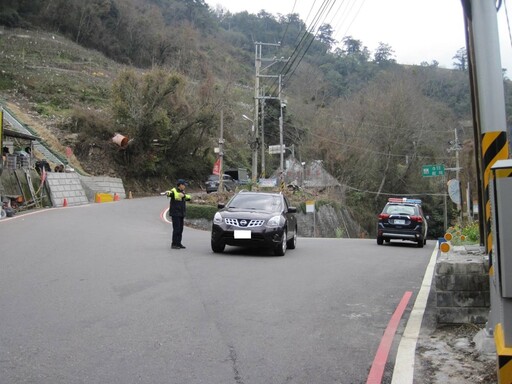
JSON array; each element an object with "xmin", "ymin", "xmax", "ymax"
[
  {"xmin": 179, "ymin": 244, "xmax": 186, "ymax": 249},
  {"xmin": 171, "ymin": 244, "xmax": 181, "ymax": 249}
]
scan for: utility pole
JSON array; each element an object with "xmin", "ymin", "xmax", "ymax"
[
  {"xmin": 463, "ymin": 1, "xmax": 510, "ymax": 382},
  {"xmin": 261, "ymin": 97, "xmax": 266, "ymax": 178},
  {"xmin": 279, "ymin": 74, "xmax": 284, "ymax": 177},
  {"xmin": 253, "ymin": 42, "xmax": 288, "ymax": 183},
  {"xmin": 218, "ymin": 109, "xmax": 224, "ymax": 192},
  {"xmin": 252, "ymin": 43, "xmax": 261, "ymax": 183},
  {"xmin": 463, "ymin": 0, "xmax": 508, "ymax": 252}
]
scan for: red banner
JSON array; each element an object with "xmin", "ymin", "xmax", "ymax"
[{"xmin": 212, "ymin": 158, "xmax": 221, "ymax": 175}]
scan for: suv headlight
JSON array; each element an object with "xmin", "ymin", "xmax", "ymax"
[
  {"xmin": 266, "ymin": 215, "xmax": 281, "ymax": 228},
  {"xmin": 213, "ymin": 212, "xmax": 223, "ymax": 224}
]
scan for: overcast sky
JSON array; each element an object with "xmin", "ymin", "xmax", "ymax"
[{"xmin": 204, "ymin": 0, "xmax": 512, "ymax": 74}]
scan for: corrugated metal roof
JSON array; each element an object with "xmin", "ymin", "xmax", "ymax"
[{"xmin": 3, "ymin": 127, "xmax": 40, "ymax": 141}]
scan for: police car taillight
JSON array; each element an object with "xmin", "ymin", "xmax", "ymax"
[
  {"xmin": 410, "ymin": 215, "xmax": 423, "ymax": 222},
  {"xmin": 378, "ymin": 213, "xmax": 390, "ymax": 220}
]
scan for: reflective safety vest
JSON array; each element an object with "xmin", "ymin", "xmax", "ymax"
[{"xmin": 167, "ymin": 187, "xmax": 191, "ymax": 217}]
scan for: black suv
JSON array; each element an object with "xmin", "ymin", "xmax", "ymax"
[
  {"xmin": 211, "ymin": 191, "xmax": 298, "ymax": 256},
  {"xmin": 376, "ymin": 198, "xmax": 428, "ymax": 248}
]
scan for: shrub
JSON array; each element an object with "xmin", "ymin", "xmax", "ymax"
[
  {"xmin": 446, "ymin": 222, "xmax": 480, "ymax": 245},
  {"xmin": 186, "ymin": 204, "xmax": 218, "ymax": 221},
  {"xmin": 461, "ymin": 221, "xmax": 480, "ymax": 243}
]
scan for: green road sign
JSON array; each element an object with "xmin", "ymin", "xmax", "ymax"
[{"xmin": 422, "ymin": 164, "xmax": 445, "ymax": 177}]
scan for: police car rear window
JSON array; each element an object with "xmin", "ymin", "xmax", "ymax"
[{"xmin": 385, "ymin": 205, "xmax": 417, "ymax": 215}]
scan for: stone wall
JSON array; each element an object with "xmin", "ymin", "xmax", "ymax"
[
  {"xmin": 46, "ymin": 172, "xmax": 89, "ymax": 207},
  {"xmin": 80, "ymin": 176, "xmax": 126, "ymax": 201},
  {"xmin": 45, "ymin": 173, "xmax": 126, "ymax": 207},
  {"xmin": 435, "ymin": 245, "xmax": 490, "ymax": 324}
]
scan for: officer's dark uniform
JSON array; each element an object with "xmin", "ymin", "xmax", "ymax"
[{"xmin": 167, "ymin": 179, "xmax": 191, "ymax": 249}]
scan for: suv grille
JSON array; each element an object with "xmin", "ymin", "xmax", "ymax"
[{"xmin": 225, "ymin": 218, "xmax": 264, "ymax": 227}]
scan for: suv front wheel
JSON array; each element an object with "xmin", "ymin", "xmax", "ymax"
[
  {"xmin": 274, "ymin": 229, "xmax": 287, "ymax": 256},
  {"xmin": 211, "ymin": 240, "xmax": 225, "ymax": 253},
  {"xmin": 287, "ymin": 226, "xmax": 297, "ymax": 249}
]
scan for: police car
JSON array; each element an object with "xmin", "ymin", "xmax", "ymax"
[{"xmin": 376, "ymin": 198, "xmax": 428, "ymax": 248}]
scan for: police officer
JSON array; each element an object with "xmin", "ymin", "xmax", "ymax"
[{"xmin": 166, "ymin": 179, "xmax": 191, "ymax": 249}]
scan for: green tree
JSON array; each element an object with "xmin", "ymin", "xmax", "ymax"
[
  {"xmin": 111, "ymin": 69, "xmax": 183, "ymax": 175},
  {"xmin": 452, "ymin": 47, "xmax": 468, "ymax": 71},
  {"xmin": 317, "ymin": 23, "xmax": 336, "ymax": 51},
  {"xmin": 373, "ymin": 42, "xmax": 396, "ymax": 65}
]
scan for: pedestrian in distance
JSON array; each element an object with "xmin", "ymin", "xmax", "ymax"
[{"xmin": 166, "ymin": 179, "xmax": 191, "ymax": 250}]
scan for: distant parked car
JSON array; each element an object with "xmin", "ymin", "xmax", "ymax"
[
  {"xmin": 211, "ymin": 190, "xmax": 298, "ymax": 256},
  {"xmin": 205, "ymin": 174, "xmax": 237, "ymax": 193}
]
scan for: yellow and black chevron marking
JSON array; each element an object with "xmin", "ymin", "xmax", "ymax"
[
  {"xmin": 498, "ymin": 356, "xmax": 512, "ymax": 384},
  {"xmin": 482, "ymin": 131, "xmax": 509, "ymax": 256},
  {"xmin": 495, "ymin": 323, "xmax": 512, "ymax": 383}
]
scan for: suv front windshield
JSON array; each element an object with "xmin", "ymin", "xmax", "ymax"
[{"xmin": 228, "ymin": 194, "xmax": 282, "ymax": 211}]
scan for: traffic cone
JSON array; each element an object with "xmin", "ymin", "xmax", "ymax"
[
  {"xmin": 128, "ymin": 191, "xmax": 133, "ymax": 199},
  {"xmin": 63, "ymin": 198, "xmax": 68, "ymax": 207},
  {"xmin": 114, "ymin": 193, "xmax": 120, "ymax": 201},
  {"xmin": 95, "ymin": 193, "xmax": 101, "ymax": 203}
]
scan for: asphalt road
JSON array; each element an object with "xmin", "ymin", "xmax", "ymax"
[{"xmin": 0, "ymin": 197, "xmax": 435, "ymax": 384}]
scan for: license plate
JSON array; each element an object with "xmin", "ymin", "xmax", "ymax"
[
  {"xmin": 394, "ymin": 219, "xmax": 405, "ymax": 225},
  {"xmin": 234, "ymin": 230, "xmax": 251, "ymax": 239}
]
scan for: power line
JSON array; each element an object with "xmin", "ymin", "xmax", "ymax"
[
  {"xmin": 268, "ymin": 0, "xmax": 337, "ymax": 95},
  {"xmin": 308, "ymin": 130, "xmax": 460, "ymax": 161},
  {"xmin": 344, "ymin": 184, "xmax": 448, "ymax": 197}
]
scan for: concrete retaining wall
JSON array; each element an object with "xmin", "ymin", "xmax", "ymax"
[
  {"xmin": 46, "ymin": 172, "xmax": 89, "ymax": 207},
  {"xmin": 435, "ymin": 246, "xmax": 490, "ymax": 324},
  {"xmin": 45, "ymin": 173, "xmax": 126, "ymax": 207},
  {"xmin": 80, "ymin": 176, "xmax": 126, "ymax": 201}
]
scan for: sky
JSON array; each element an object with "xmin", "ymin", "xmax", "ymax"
[{"xmin": 204, "ymin": 0, "xmax": 512, "ymax": 74}]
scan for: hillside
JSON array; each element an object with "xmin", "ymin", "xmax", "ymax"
[{"xmin": 0, "ymin": 27, "xmax": 124, "ymax": 169}]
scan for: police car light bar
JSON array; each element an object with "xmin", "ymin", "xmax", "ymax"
[{"xmin": 388, "ymin": 197, "xmax": 422, "ymax": 205}]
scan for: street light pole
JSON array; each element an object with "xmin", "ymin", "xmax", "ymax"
[
  {"xmin": 261, "ymin": 99, "xmax": 266, "ymax": 178},
  {"xmin": 218, "ymin": 109, "xmax": 224, "ymax": 192},
  {"xmin": 279, "ymin": 75, "xmax": 284, "ymax": 178},
  {"xmin": 253, "ymin": 43, "xmax": 261, "ymax": 183}
]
